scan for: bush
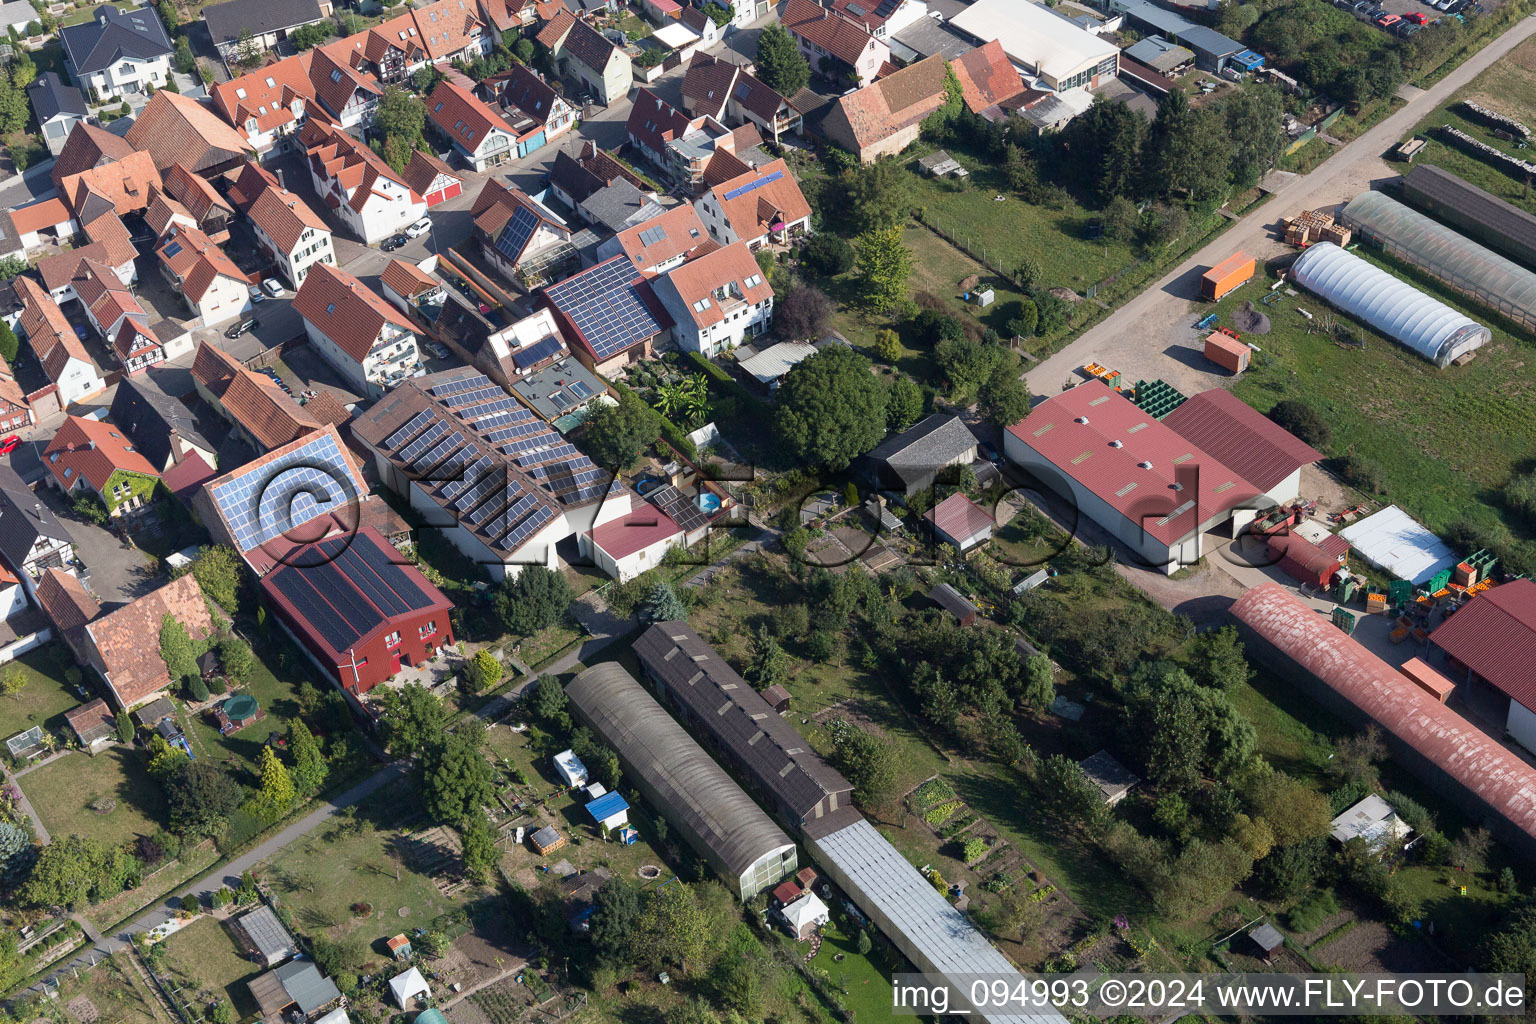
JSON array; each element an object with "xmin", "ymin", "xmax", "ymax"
[
  {"xmin": 1504, "ymin": 469, "xmax": 1536, "ymax": 528},
  {"xmin": 1268, "ymin": 399, "xmax": 1332, "ymax": 449},
  {"xmin": 802, "ymin": 233, "xmax": 855, "ymax": 276},
  {"xmin": 1335, "ymin": 455, "xmax": 1384, "ymax": 494}
]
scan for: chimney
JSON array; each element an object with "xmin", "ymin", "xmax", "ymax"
[{"xmin": 276, "ymin": 168, "xmax": 286, "ymax": 188}]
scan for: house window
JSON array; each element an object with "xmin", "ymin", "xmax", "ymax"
[
  {"xmin": 385, "ymin": 631, "xmax": 401, "ymax": 647},
  {"xmin": 419, "ymin": 621, "xmax": 437, "ymax": 639}
]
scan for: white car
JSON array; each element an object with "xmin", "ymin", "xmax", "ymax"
[
  {"xmin": 405, "ymin": 217, "xmax": 432, "ymax": 238},
  {"xmin": 261, "ymin": 278, "xmax": 285, "ymax": 297}
]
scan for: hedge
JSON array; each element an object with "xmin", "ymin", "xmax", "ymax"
[{"xmin": 605, "ymin": 377, "xmax": 697, "ymax": 461}]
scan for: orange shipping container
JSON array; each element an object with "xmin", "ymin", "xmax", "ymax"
[
  {"xmin": 1204, "ymin": 330, "xmax": 1251, "ymax": 373},
  {"xmin": 1201, "ymin": 252, "xmax": 1256, "ymax": 301},
  {"xmin": 1400, "ymin": 657, "xmax": 1456, "ymax": 703}
]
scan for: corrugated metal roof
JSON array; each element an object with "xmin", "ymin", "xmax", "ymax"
[
  {"xmin": 1402, "ymin": 164, "xmax": 1536, "ymax": 265},
  {"xmin": 1162, "ymin": 389, "xmax": 1320, "ymax": 493},
  {"xmin": 1430, "ymin": 579, "xmax": 1536, "ymax": 710},
  {"xmin": 1232, "ymin": 583, "xmax": 1536, "ymax": 849}
]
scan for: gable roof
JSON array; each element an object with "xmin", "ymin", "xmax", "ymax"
[
  {"xmin": 74, "ymin": 258, "xmax": 148, "ymax": 334},
  {"xmin": 926, "ymin": 491, "xmax": 994, "ymax": 543},
  {"xmin": 145, "ymin": 189, "xmax": 196, "ymax": 239},
  {"xmin": 88, "ymin": 574, "xmax": 214, "ymax": 708},
  {"xmin": 782, "ymin": 0, "xmax": 879, "ymax": 66},
  {"xmin": 705, "ymin": 157, "xmax": 811, "ymax": 240},
  {"xmin": 1159, "ymin": 389, "xmax": 1322, "ymax": 492},
  {"xmin": 1430, "ymin": 578, "xmax": 1536, "ymax": 710},
  {"xmin": 427, "ymin": 79, "xmax": 517, "ymax": 152},
  {"xmin": 866, "ymin": 413, "xmax": 976, "ymax": 486},
  {"xmin": 579, "ymin": 178, "xmax": 663, "ymax": 234},
  {"xmin": 303, "ymin": 117, "xmax": 417, "ymax": 214},
  {"xmin": 951, "ymin": 39, "xmax": 1026, "ymax": 114},
  {"xmin": 10, "ymin": 196, "xmax": 72, "ymax": 236},
  {"xmin": 202, "ymin": 424, "xmax": 364, "ymax": 557},
  {"xmin": 157, "ymin": 224, "xmax": 247, "ymax": 302},
  {"xmin": 402, "ymin": 149, "xmax": 462, "ymax": 198},
  {"xmin": 36, "ymin": 568, "xmax": 100, "ymax": 647},
  {"xmin": 210, "ymin": 54, "xmax": 317, "ymax": 137},
  {"xmin": 108, "ymin": 374, "xmax": 216, "ymax": 470},
  {"xmin": 292, "ymin": 263, "xmax": 416, "ymax": 363},
  {"xmin": 45, "ymin": 414, "xmax": 160, "ymax": 494},
  {"xmin": 406, "ymin": 0, "xmax": 487, "ymax": 59},
  {"xmin": 248, "ymin": 184, "xmax": 328, "ymax": 254},
  {"xmin": 612, "ymin": 202, "xmax": 707, "ymax": 272},
  {"xmin": 825, "ymin": 0, "xmax": 910, "ymax": 31},
  {"xmin": 81, "ymin": 210, "xmax": 138, "ymax": 269},
  {"xmin": 28, "ymin": 72, "xmax": 87, "ymax": 123},
  {"xmin": 681, "ymin": 51, "xmax": 737, "ymax": 117},
  {"xmin": 60, "ymin": 149, "xmax": 162, "ymax": 218},
  {"xmin": 0, "ymin": 465, "xmax": 73, "ymax": 570},
  {"xmin": 561, "ymin": 16, "xmax": 618, "ymax": 73},
  {"xmin": 161, "ymin": 449, "xmax": 219, "ymax": 501},
  {"xmin": 826, "ymin": 53, "xmax": 947, "ymax": 149},
  {"xmin": 126, "ymin": 91, "xmax": 253, "ymax": 174},
  {"xmin": 534, "ymin": 8, "xmax": 575, "ymax": 48},
  {"xmin": 60, "ymin": 4, "xmax": 172, "ymax": 76},
  {"xmin": 543, "ymin": 256, "xmax": 669, "ymax": 363},
  {"xmin": 658, "ymin": 240, "xmax": 772, "ymax": 329},
  {"xmin": 486, "ymin": 63, "xmax": 563, "ymax": 125},
  {"xmin": 15, "ymin": 276, "xmax": 92, "ymax": 385},
  {"xmin": 203, "ymin": 0, "xmax": 327, "ymax": 45},
  {"xmin": 227, "ymin": 160, "xmax": 282, "ymax": 213},
  {"xmin": 194, "ymin": 341, "xmax": 325, "ymax": 450},
  {"xmin": 51, "ymin": 122, "xmax": 135, "ymax": 191},
  {"xmin": 626, "ymin": 88, "xmax": 703, "ymax": 158},
  {"xmin": 381, "ymin": 259, "xmax": 440, "ymax": 301},
  {"xmin": 731, "ymin": 68, "xmax": 795, "ymax": 123}
]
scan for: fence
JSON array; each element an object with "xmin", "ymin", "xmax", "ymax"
[{"xmin": 913, "ymin": 211, "xmax": 1026, "ymax": 290}]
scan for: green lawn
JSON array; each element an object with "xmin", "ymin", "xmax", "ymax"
[
  {"xmin": 806, "ymin": 918, "xmax": 896, "ymax": 1022},
  {"xmin": 158, "ymin": 916, "xmax": 264, "ymax": 1022},
  {"xmin": 1225, "ymin": 260, "xmax": 1536, "ymax": 547},
  {"xmin": 51, "ymin": 952, "xmax": 164, "ymax": 1024},
  {"xmin": 180, "ymin": 630, "xmax": 322, "ymax": 773},
  {"xmin": 21, "ymin": 746, "xmax": 164, "ymax": 848},
  {"xmin": 59, "ymin": 1, "xmax": 133, "ymax": 25},
  {"xmin": 0, "ymin": 644, "xmax": 87, "ymax": 741}
]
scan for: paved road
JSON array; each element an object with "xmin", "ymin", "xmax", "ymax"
[{"xmin": 1024, "ymin": 14, "xmax": 1536, "ymax": 401}]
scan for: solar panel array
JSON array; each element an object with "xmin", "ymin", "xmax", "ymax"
[
  {"xmin": 512, "ymin": 334, "xmax": 564, "ymax": 369},
  {"xmin": 319, "ymin": 535, "xmax": 432, "ymax": 613},
  {"xmin": 544, "ymin": 258, "xmax": 662, "ymax": 360},
  {"xmin": 210, "ymin": 432, "xmax": 360, "ymax": 553},
  {"xmin": 722, "ymin": 169, "xmax": 784, "ymax": 202},
  {"xmin": 271, "ymin": 568, "xmax": 362, "ymax": 653},
  {"xmin": 495, "ymin": 206, "xmax": 540, "ymax": 265},
  {"xmin": 651, "ymin": 484, "xmax": 709, "ymax": 533},
  {"xmin": 638, "ymin": 225, "xmax": 666, "ymax": 247}
]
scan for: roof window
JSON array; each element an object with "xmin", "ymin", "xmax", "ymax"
[{"xmin": 326, "ymin": 302, "xmax": 336, "ymax": 314}]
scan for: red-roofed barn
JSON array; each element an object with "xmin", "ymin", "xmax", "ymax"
[{"xmin": 1430, "ymin": 579, "xmax": 1536, "ymax": 753}]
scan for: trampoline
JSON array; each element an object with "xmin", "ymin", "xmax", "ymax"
[{"xmin": 223, "ymin": 695, "xmax": 260, "ymax": 722}]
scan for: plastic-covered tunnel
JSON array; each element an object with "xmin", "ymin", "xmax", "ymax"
[{"xmin": 1288, "ymin": 241, "xmax": 1490, "ymax": 367}]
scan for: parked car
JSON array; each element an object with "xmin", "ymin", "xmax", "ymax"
[
  {"xmin": 382, "ymin": 234, "xmax": 408, "ymax": 252},
  {"xmin": 0, "ymin": 436, "xmax": 19, "ymax": 456},
  {"xmin": 405, "ymin": 217, "xmax": 432, "ymax": 238},
  {"xmin": 225, "ymin": 318, "xmax": 257, "ymax": 339},
  {"xmin": 72, "ymin": 323, "xmax": 89, "ymax": 341},
  {"xmin": 1376, "ymin": 12, "xmax": 1400, "ymax": 25},
  {"xmin": 248, "ymin": 285, "xmax": 266, "ymax": 302},
  {"xmin": 261, "ymin": 279, "xmax": 285, "ymax": 297},
  {"xmin": 427, "ymin": 342, "xmax": 450, "ymax": 359}
]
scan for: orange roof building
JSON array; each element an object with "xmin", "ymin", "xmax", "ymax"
[
  {"xmin": 157, "ymin": 224, "xmax": 253, "ymax": 326},
  {"xmin": 44, "ymin": 414, "xmax": 161, "ymax": 515},
  {"xmin": 192, "ymin": 341, "xmax": 324, "ymax": 451},
  {"xmin": 693, "ymin": 157, "xmax": 812, "ymax": 248},
  {"xmin": 821, "ymin": 54, "xmax": 948, "ymax": 162},
  {"xmin": 293, "ymin": 263, "xmax": 421, "ymax": 397},
  {"xmin": 58, "ymin": 148, "xmax": 162, "ymax": 219},
  {"xmin": 302, "ymin": 117, "xmax": 424, "ymax": 245},
  {"xmin": 15, "ymin": 276, "xmax": 104, "ymax": 405},
  {"xmin": 951, "ymin": 40, "xmax": 1029, "ymax": 119},
  {"xmin": 125, "ymin": 91, "xmax": 253, "ymax": 175},
  {"xmin": 84, "ymin": 574, "xmax": 215, "ymax": 709},
  {"xmin": 652, "ymin": 240, "xmax": 773, "ymax": 357}
]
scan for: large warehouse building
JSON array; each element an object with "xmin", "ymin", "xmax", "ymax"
[
  {"xmin": 564, "ymin": 663, "xmax": 797, "ymax": 900},
  {"xmin": 1003, "ymin": 380, "xmax": 1317, "ymax": 573},
  {"xmin": 1288, "ymin": 241, "xmax": 1490, "ymax": 367},
  {"xmin": 949, "ymin": 0, "xmax": 1118, "ymax": 92},
  {"xmin": 1428, "ymin": 579, "xmax": 1536, "ymax": 754},
  {"xmin": 633, "ymin": 622, "xmax": 855, "ymax": 833},
  {"xmin": 1338, "ymin": 189, "xmax": 1536, "ymax": 334},
  {"xmin": 1401, "ymin": 164, "xmax": 1536, "ymax": 268},
  {"xmin": 1231, "ymin": 583, "xmax": 1536, "ymax": 857}
]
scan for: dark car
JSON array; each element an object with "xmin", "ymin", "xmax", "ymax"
[
  {"xmin": 225, "ymin": 318, "xmax": 257, "ymax": 339},
  {"xmin": 382, "ymin": 234, "xmax": 408, "ymax": 252}
]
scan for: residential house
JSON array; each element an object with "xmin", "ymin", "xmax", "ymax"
[
  {"xmin": 50, "ymin": 122, "xmax": 135, "ymax": 194},
  {"xmin": 27, "ymin": 73, "xmax": 88, "ymax": 157},
  {"xmin": 508, "ymin": 347, "xmax": 607, "ymax": 428},
  {"xmin": 595, "ymin": 202, "xmax": 709, "ymax": 275},
  {"xmin": 57, "ymin": 148, "xmax": 162, "ymax": 227},
  {"xmin": 10, "ymin": 198, "xmax": 76, "ymax": 255},
  {"xmin": 478, "ymin": 0, "xmax": 537, "ymax": 42},
  {"xmin": 0, "ymin": 359, "xmax": 31, "ymax": 434},
  {"xmin": 144, "ymin": 189, "xmax": 198, "ymax": 241},
  {"xmin": 546, "ymin": 140, "xmax": 656, "ymax": 209},
  {"xmin": 548, "ymin": 15, "xmax": 632, "ymax": 105},
  {"xmin": 156, "ymin": 225, "xmax": 253, "ymax": 326},
  {"xmin": 35, "ymin": 568, "xmax": 100, "ymax": 662},
  {"xmin": 14, "ymin": 277, "xmax": 105, "ymax": 406},
  {"xmin": 402, "ymin": 150, "xmax": 464, "ymax": 207},
  {"xmin": 125, "ymin": 90, "xmax": 254, "ymax": 177},
  {"xmin": 578, "ymin": 179, "xmax": 664, "ymax": 234},
  {"xmin": 60, "ymin": 4, "xmax": 173, "ymax": 101},
  {"xmin": 541, "ymin": 256, "xmax": 671, "ymax": 374},
  {"xmin": 209, "ymin": 55, "xmax": 318, "ymax": 156},
  {"xmin": 303, "ymin": 118, "xmax": 426, "ymax": 244},
  {"xmin": 203, "ymin": 0, "xmax": 335, "ymax": 62},
  {"xmin": 693, "ymin": 157, "xmax": 812, "ymax": 249},
  {"xmin": 308, "ymin": 45, "xmax": 383, "ymax": 129},
  {"xmin": 678, "ymin": 6, "xmax": 721, "ymax": 49},
  {"xmin": 163, "ymin": 164, "xmax": 236, "ymax": 241},
  {"xmin": 248, "ymin": 185, "xmax": 335, "ymax": 287},
  {"xmin": 82, "ymin": 574, "xmax": 215, "ymax": 709},
  {"xmin": 626, "ymin": 89, "xmax": 739, "ymax": 194},
  {"xmin": 380, "ymin": 259, "xmax": 447, "ymax": 314},
  {"xmin": 73, "ymin": 262, "xmax": 164, "ymax": 374},
  {"xmin": 0, "ymin": 465, "xmax": 77, "ymax": 596},
  {"xmin": 227, "ymin": 160, "xmax": 282, "ymax": 213},
  {"xmin": 951, "ymin": 39, "xmax": 1029, "ymax": 120},
  {"xmin": 403, "ymin": 0, "xmax": 492, "ymax": 64},
  {"xmin": 483, "ymin": 64, "xmax": 576, "ymax": 154},
  {"xmin": 680, "ymin": 53, "xmax": 801, "ymax": 144},
  {"xmin": 652, "ymin": 241, "xmax": 772, "ymax": 356},
  {"xmin": 192, "ymin": 341, "xmax": 324, "ymax": 452},
  {"xmin": 108, "ymin": 376, "xmax": 219, "ymax": 473},
  {"xmin": 823, "ymin": 0, "xmax": 928, "ymax": 38},
  {"xmin": 781, "ymin": 0, "xmax": 888, "ymax": 88},
  {"xmin": 427, "ymin": 79, "xmax": 520, "ymax": 171},
  {"xmin": 293, "ymin": 263, "xmax": 422, "ymax": 398},
  {"xmin": 44, "ymin": 415, "xmax": 162, "ymax": 518},
  {"xmin": 77, "ymin": 209, "xmax": 140, "ymax": 285},
  {"xmin": 472, "ymin": 180, "xmax": 579, "ymax": 289},
  {"xmin": 0, "ymin": 0, "xmax": 35, "ymax": 35},
  {"xmin": 821, "ymin": 55, "xmax": 948, "ymax": 162}
]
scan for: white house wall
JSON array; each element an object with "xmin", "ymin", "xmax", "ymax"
[{"xmin": 1508, "ymin": 699, "xmax": 1536, "ymax": 756}]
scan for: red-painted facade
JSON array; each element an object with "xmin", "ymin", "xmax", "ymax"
[
  {"xmin": 260, "ymin": 527, "xmax": 456, "ymax": 695},
  {"xmin": 424, "ymin": 181, "xmax": 463, "ymax": 206}
]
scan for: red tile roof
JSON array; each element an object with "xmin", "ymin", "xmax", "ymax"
[
  {"xmin": 50, "ymin": 123, "xmax": 135, "ymax": 192},
  {"xmin": 588, "ymin": 502, "xmax": 683, "ymax": 561},
  {"xmin": 210, "ymin": 54, "xmax": 317, "ymax": 138},
  {"xmin": 952, "ymin": 40, "xmax": 1027, "ymax": 114},
  {"xmin": 612, "ymin": 202, "xmax": 707, "ymax": 273},
  {"xmin": 1430, "ymin": 579, "xmax": 1536, "ymax": 709},
  {"xmin": 403, "ymin": 149, "xmax": 462, "ymax": 197},
  {"xmin": 145, "ymin": 190, "xmax": 196, "ymax": 239},
  {"xmin": 407, "ymin": 0, "xmax": 487, "ymax": 60},
  {"xmin": 926, "ymin": 492, "xmax": 994, "ymax": 544},
  {"xmin": 660, "ymin": 240, "xmax": 772, "ymax": 329},
  {"xmin": 115, "ymin": 320, "xmax": 162, "ymax": 363},
  {"xmin": 82, "ymin": 210, "xmax": 138, "ymax": 269},
  {"xmin": 1233, "ymin": 582, "xmax": 1536, "ymax": 852},
  {"xmin": 15, "ymin": 276, "xmax": 90, "ymax": 385},
  {"xmin": 36, "ymin": 568, "xmax": 100, "ymax": 646},
  {"xmin": 74, "ymin": 260, "xmax": 148, "ymax": 336},
  {"xmin": 824, "ymin": 0, "xmax": 904, "ymax": 31},
  {"xmin": 158, "ymin": 224, "xmax": 248, "ymax": 302},
  {"xmin": 381, "ymin": 259, "xmax": 440, "ymax": 299},
  {"xmin": 88, "ymin": 573, "xmax": 215, "ymax": 708},
  {"xmin": 45, "ymin": 414, "xmax": 160, "ymax": 494},
  {"xmin": 10, "ymin": 197, "xmax": 72, "ymax": 235},
  {"xmin": 35, "ymin": 244, "xmax": 107, "ymax": 294},
  {"xmin": 227, "ymin": 160, "xmax": 282, "ymax": 212},
  {"xmin": 248, "ymin": 184, "xmax": 328, "ymax": 253},
  {"xmin": 64, "ymin": 697, "xmax": 114, "ymax": 743},
  {"xmin": 303, "ymin": 117, "xmax": 420, "ymax": 213},
  {"xmin": 125, "ymin": 91, "xmax": 253, "ymax": 173},
  {"xmin": 534, "ymin": 7, "xmax": 574, "ymax": 47},
  {"xmin": 681, "ymin": 51, "xmax": 737, "ymax": 117},
  {"xmin": 1160, "ymin": 389, "xmax": 1323, "ymax": 493},
  {"xmin": 707, "ymin": 158, "xmax": 811, "ymax": 241},
  {"xmin": 782, "ymin": 0, "xmax": 879, "ymax": 67},
  {"xmin": 627, "ymin": 88, "xmax": 704, "ymax": 159},
  {"xmin": 60, "ymin": 149, "xmax": 162, "ymax": 218},
  {"xmin": 1006, "ymin": 379, "xmax": 1260, "ymax": 545},
  {"xmin": 292, "ymin": 263, "xmax": 416, "ymax": 362},
  {"xmin": 427, "ymin": 78, "xmax": 517, "ymax": 151},
  {"xmin": 826, "ymin": 54, "xmax": 947, "ymax": 150}
]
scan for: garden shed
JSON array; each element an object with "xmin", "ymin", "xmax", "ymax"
[
  {"xmin": 1248, "ymin": 922, "xmax": 1284, "ymax": 958},
  {"xmin": 1079, "ymin": 750, "xmax": 1138, "ymax": 806},
  {"xmin": 230, "ymin": 905, "xmax": 298, "ymax": 968},
  {"xmin": 64, "ymin": 699, "xmax": 115, "ymax": 755}
]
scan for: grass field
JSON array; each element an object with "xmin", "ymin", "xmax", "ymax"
[
  {"xmin": 0, "ymin": 645, "xmax": 87, "ymax": 740},
  {"xmin": 1405, "ymin": 34, "xmax": 1536, "ymax": 214},
  {"xmin": 158, "ymin": 917, "xmax": 263, "ymax": 1021},
  {"xmin": 1223, "ymin": 259, "xmax": 1536, "ymax": 544},
  {"xmin": 21, "ymin": 747, "xmax": 164, "ymax": 848},
  {"xmin": 180, "ymin": 630, "xmax": 323, "ymax": 774},
  {"xmin": 52, "ymin": 952, "xmax": 165, "ymax": 1024}
]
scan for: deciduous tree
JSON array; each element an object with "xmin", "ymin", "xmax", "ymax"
[
  {"xmin": 590, "ymin": 876, "xmax": 642, "ymax": 964},
  {"xmin": 754, "ymin": 22, "xmax": 808, "ymax": 97},
  {"xmin": 827, "ymin": 718, "xmax": 898, "ymax": 807},
  {"xmin": 459, "ymin": 814, "xmax": 497, "ymax": 882},
  {"xmin": 189, "ymin": 545, "xmax": 244, "ymax": 615},
  {"xmin": 853, "ymin": 226, "xmax": 913, "ymax": 309},
  {"xmin": 255, "ymin": 746, "xmax": 296, "ymax": 819},
  {"xmin": 773, "ymin": 345, "xmax": 889, "ymax": 469},
  {"xmin": 492, "ymin": 566, "xmax": 572, "ymax": 637},
  {"xmin": 775, "ymin": 283, "xmax": 832, "ymax": 342},
  {"xmin": 887, "ymin": 375, "xmax": 922, "ymax": 431},
  {"xmin": 420, "ymin": 736, "xmax": 495, "ymax": 823},
  {"xmin": 634, "ymin": 882, "xmax": 707, "ymax": 973},
  {"xmin": 378, "ymin": 683, "xmax": 447, "ymax": 757},
  {"xmin": 287, "ymin": 719, "xmax": 328, "ymax": 794},
  {"xmin": 581, "ymin": 390, "xmax": 659, "ymax": 469},
  {"xmin": 979, "ymin": 365, "xmax": 1030, "ymax": 428}
]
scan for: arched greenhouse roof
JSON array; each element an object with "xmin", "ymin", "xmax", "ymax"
[{"xmin": 1289, "ymin": 241, "xmax": 1489, "ymax": 367}]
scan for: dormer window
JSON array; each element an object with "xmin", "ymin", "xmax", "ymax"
[
  {"xmin": 331, "ymin": 69, "xmax": 343, "ymax": 82},
  {"xmin": 235, "ymin": 87, "xmax": 247, "ymax": 99}
]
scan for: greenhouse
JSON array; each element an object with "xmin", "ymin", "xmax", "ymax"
[
  {"xmin": 1288, "ymin": 241, "xmax": 1490, "ymax": 367},
  {"xmin": 1339, "ymin": 189, "xmax": 1536, "ymax": 335}
]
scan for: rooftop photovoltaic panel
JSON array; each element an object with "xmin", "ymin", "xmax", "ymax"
[
  {"xmin": 487, "ymin": 421, "xmax": 545, "ymax": 444},
  {"xmin": 452, "ymin": 471, "xmax": 502, "ymax": 514},
  {"xmin": 487, "ymin": 492, "xmax": 539, "ymax": 541},
  {"xmin": 517, "ymin": 442, "xmax": 577, "ymax": 467},
  {"xmin": 210, "ymin": 432, "xmax": 360, "ymax": 553},
  {"xmin": 307, "ymin": 560, "xmax": 385, "ymax": 637},
  {"xmin": 638, "ymin": 225, "xmax": 666, "ymax": 247},
  {"xmin": 495, "ymin": 206, "xmax": 541, "ymax": 264},
  {"xmin": 324, "ymin": 541, "xmax": 410, "ymax": 617},
  {"xmin": 348, "ymin": 532, "xmax": 428, "ymax": 609},
  {"xmin": 412, "ymin": 432, "xmax": 467, "ymax": 475},
  {"xmin": 512, "ymin": 335, "xmax": 563, "ymax": 368},
  {"xmin": 398, "ymin": 418, "xmax": 450, "ymax": 459},
  {"xmin": 501, "ymin": 434, "xmax": 551, "ymax": 457},
  {"xmin": 651, "ymin": 484, "xmax": 709, "ymax": 533},
  {"xmin": 430, "ymin": 374, "xmax": 494, "ymax": 399},
  {"xmin": 503, "ymin": 504, "xmax": 556, "ymax": 550},
  {"xmin": 446, "ymin": 385, "xmax": 505, "ymax": 409},
  {"xmin": 475, "ymin": 407, "xmax": 536, "ymax": 433},
  {"xmin": 722, "ymin": 169, "xmax": 783, "ymax": 201},
  {"xmin": 545, "ymin": 258, "xmax": 662, "ymax": 360},
  {"xmin": 385, "ymin": 409, "xmax": 435, "ymax": 449},
  {"xmin": 271, "ymin": 569, "xmax": 356, "ymax": 653},
  {"xmin": 460, "ymin": 396, "xmax": 518, "ymax": 419},
  {"xmin": 441, "ymin": 454, "xmax": 496, "ymax": 501},
  {"xmin": 425, "ymin": 442, "xmax": 481, "ymax": 483}
]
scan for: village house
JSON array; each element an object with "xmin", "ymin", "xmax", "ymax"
[
  {"xmin": 61, "ymin": 4, "xmax": 173, "ymax": 101},
  {"xmin": 652, "ymin": 241, "xmax": 773, "ymax": 356},
  {"xmin": 44, "ymin": 415, "xmax": 162, "ymax": 518},
  {"xmin": 156, "ymin": 225, "xmax": 253, "ymax": 326},
  {"xmin": 693, "ymin": 157, "xmax": 812, "ymax": 249},
  {"xmin": 293, "ymin": 263, "xmax": 422, "ymax": 398},
  {"xmin": 303, "ymin": 118, "xmax": 426, "ymax": 244},
  {"xmin": 248, "ymin": 185, "xmax": 336, "ymax": 288}
]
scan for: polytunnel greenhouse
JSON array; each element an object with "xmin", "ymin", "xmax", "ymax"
[
  {"xmin": 1339, "ymin": 189, "xmax": 1536, "ymax": 334},
  {"xmin": 1287, "ymin": 241, "xmax": 1490, "ymax": 367}
]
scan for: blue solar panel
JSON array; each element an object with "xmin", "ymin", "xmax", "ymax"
[
  {"xmin": 487, "ymin": 492, "xmax": 539, "ymax": 541},
  {"xmin": 210, "ymin": 433, "xmax": 359, "ymax": 553},
  {"xmin": 400, "ymin": 420, "xmax": 451, "ymax": 462},
  {"xmin": 452, "ymin": 470, "xmax": 502, "ymax": 514},
  {"xmin": 474, "ymin": 407, "xmax": 535, "ymax": 432},
  {"xmin": 722, "ymin": 169, "xmax": 784, "ymax": 201},
  {"xmin": 495, "ymin": 206, "xmax": 540, "ymax": 265},
  {"xmin": 431, "ymin": 375, "xmax": 495, "ymax": 399},
  {"xmin": 503, "ymin": 504, "xmax": 556, "ymax": 550},
  {"xmin": 385, "ymin": 409, "xmax": 435, "ymax": 450},
  {"xmin": 461, "ymin": 397, "xmax": 518, "ymax": 419},
  {"xmin": 271, "ymin": 567, "xmax": 357, "ymax": 653},
  {"xmin": 442, "ymin": 454, "xmax": 495, "ymax": 501},
  {"xmin": 513, "ymin": 335, "xmax": 564, "ymax": 369},
  {"xmin": 449, "ymin": 385, "xmax": 505, "ymax": 409},
  {"xmin": 487, "ymin": 421, "xmax": 545, "ymax": 445},
  {"xmin": 544, "ymin": 257, "xmax": 662, "ymax": 360},
  {"xmin": 412, "ymin": 431, "xmax": 466, "ymax": 473}
]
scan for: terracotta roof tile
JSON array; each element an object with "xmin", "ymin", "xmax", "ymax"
[
  {"xmin": 36, "ymin": 568, "xmax": 100, "ymax": 646},
  {"xmin": 535, "ymin": 9, "xmax": 575, "ymax": 49},
  {"xmin": 45, "ymin": 414, "xmax": 160, "ymax": 494},
  {"xmin": 125, "ymin": 91, "xmax": 252, "ymax": 174},
  {"xmin": 157, "ymin": 224, "xmax": 247, "ymax": 302},
  {"xmin": 381, "ymin": 259, "xmax": 440, "ymax": 299},
  {"xmin": 50, "ymin": 122, "xmax": 135, "ymax": 192},
  {"xmin": 10, "ymin": 197, "xmax": 72, "ymax": 235},
  {"xmin": 402, "ymin": 149, "xmax": 461, "ymax": 197},
  {"xmin": 681, "ymin": 51, "xmax": 737, "ymax": 117},
  {"xmin": 59, "ymin": 149, "xmax": 162, "ymax": 218},
  {"xmin": 705, "ymin": 157, "xmax": 810, "ymax": 241},
  {"xmin": 197, "ymin": 341, "xmax": 325, "ymax": 450},
  {"xmin": 827, "ymin": 54, "xmax": 947, "ymax": 149},
  {"xmin": 292, "ymin": 263, "xmax": 416, "ymax": 363},
  {"xmin": 82, "ymin": 210, "xmax": 138, "ymax": 269},
  {"xmin": 612, "ymin": 202, "xmax": 707, "ymax": 273},
  {"xmin": 952, "ymin": 40, "xmax": 1027, "ymax": 114},
  {"xmin": 732, "ymin": 69, "xmax": 794, "ymax": 123},
  {"xmin": 145, "ymin": 189, "xmax": 196, "ymax": 239},
  {"xmin": 15, "ymin": 276, "xmax": 91, "ymax": 386},
  {"xmin": 115, "ymin": 321, "xmax": 162, "ymax": 362},
  {"xmin": 161, "ymin": 449, "xmax": 218, "ymax": 499},
  {"xmin": 659, "ymin": 240, "xmax": 771, "ymax": 329},
  {"xmin": 560, "ymin": 16, "xmax": 616, "ymax": 74},
  {"xmin": 627, "ymin": 88, "xmax": 701, "ymax": 159},
  {"xmin": 227, "ymin": 160, "xmax": 282, "ymax": 213},
  {"xmin": 427, "ymin": 79, "xmax": 516, "ymax": 150},
  {"xmin": 485, "ymin": 64, "xmax": 563, "ymax": 127},
  {"xmin": 248, "ymin": 184, "xmax": 328, "ymax": 253},
  {"xmin": 408, "ymin": 0, "xmax": 487, "ymax": 60},
  {"xmin": 782, "ymin": 0, "xmax": 878, "ymax": 67},
  {"xmin": 211, "ymin": 53, "xmax": 317, "ymax": 138},
  {"xmin": 87, "ymin": 574, "xmax": 215, "ymax": 708}
]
